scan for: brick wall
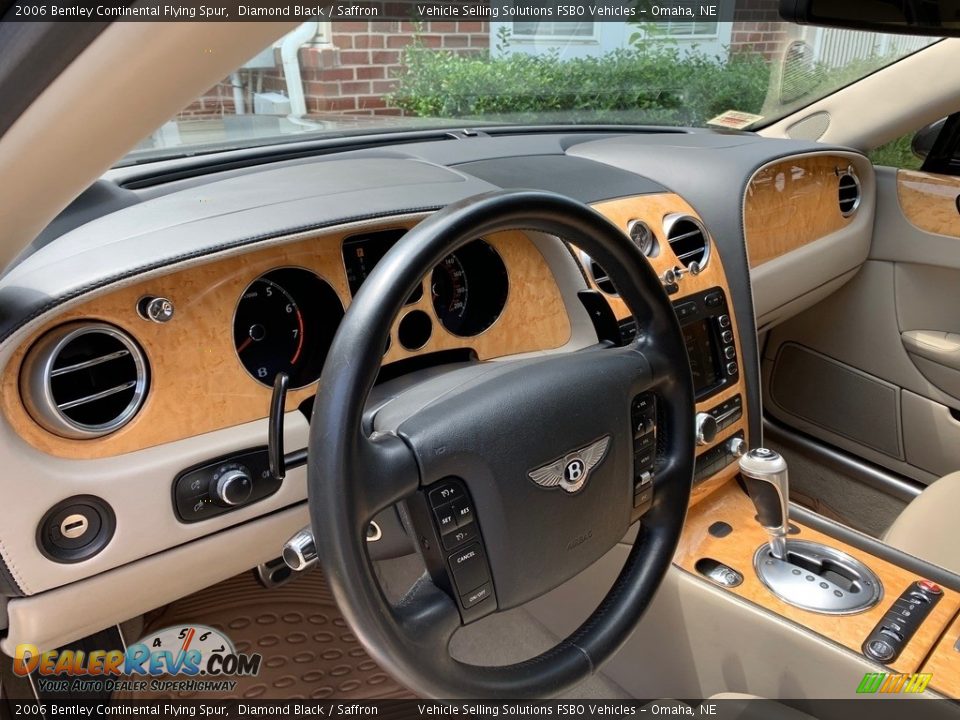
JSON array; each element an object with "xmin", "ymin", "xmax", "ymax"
[
  {"xmin": 730, "ymin": 0, "xmax": 789, "ymax": 59},
  {"xmin": 178, "ymin": 21, "xmax": 489, "ymax": 121}
]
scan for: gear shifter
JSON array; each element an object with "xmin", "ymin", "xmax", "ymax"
[{"xmin": 738, "ymin": 448, "xmax": 790, "ymax": 560}]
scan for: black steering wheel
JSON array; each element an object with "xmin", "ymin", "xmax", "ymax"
[{"xmin": 308, "ymin": 190, "xmax": 695, "ymax": 698}]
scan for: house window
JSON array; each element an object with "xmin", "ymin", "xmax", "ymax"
[
  {"xmin": 663, "ymin": 21, "xmax": 719, "ymax": 38},
  {"xmin": 512, "ymin": 21, "xmax": 596, "ymax": 40}
]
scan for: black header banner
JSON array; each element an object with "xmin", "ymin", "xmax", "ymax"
[{"xmin": 3, "ymin": 0, "xmax": 735, "ymax": 22}]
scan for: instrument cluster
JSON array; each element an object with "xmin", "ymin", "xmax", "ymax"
[{"xmin": 232, "ymin": 230, "xmax": 510, "ymax": 386}]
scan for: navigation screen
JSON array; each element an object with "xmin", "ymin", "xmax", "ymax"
[
  {"xmin": 683, "ymin": 320, "xmax": 721, "ymax": 396},
  {"xmin": 342, "ymin": 229, "xmax": 423, "ymax": 303}
]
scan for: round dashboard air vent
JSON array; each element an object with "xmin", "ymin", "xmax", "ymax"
[
  {"xmin": 665, "ymin": 215, "xmax": 709, "ymax": 270},
  {"xmin": 20, "ymin": 322, "xmax": 149, "ymax": 439},
  {"xmin": 838, "ymin": 170, "xmax": 861, "ymax": 217}
]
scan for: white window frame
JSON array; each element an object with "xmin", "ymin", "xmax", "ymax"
[{"xmin": 510, "ymin": 20, "xmax": 600, "ymax": 43}]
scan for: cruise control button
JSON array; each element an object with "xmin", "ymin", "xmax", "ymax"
[
  {"xmin": 461, "ymin": 583, "xmax": 493, "ymax": 609},
  {"xmin": 428, "ymin": 482, "xmax": 464, "ymax": 507},
  {"xmin": 449, "ymin": 543, "xmax": 490, "ymax": 595},
  {"xmin": 454, "ymin": 503, "xmax": 474, "ymax": 527},
  {"xmin": 442, "ymin": 523, "xmax": 477, "ymax": 551},
  {"xmin": 434, "ymin": 502, "xmax": 458, "ymax": 533}
]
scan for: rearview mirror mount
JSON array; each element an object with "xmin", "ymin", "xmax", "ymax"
[{"xmin": 780, "ymin": 0, "xmax": 960, "ymax": 37}]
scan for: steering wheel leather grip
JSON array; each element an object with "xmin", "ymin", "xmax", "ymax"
[{"xmin": 308, "ymin": 190, "xmax": 695, "ymax": 698}]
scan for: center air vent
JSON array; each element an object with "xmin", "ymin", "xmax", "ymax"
[
  {"xmin": 21, "ymin": 322, "xmax": 149, "ymax": 439},
  {"xmin": 838, "ymin": 171, "xmax": 861, "ymax": 217},
  {"xmin": 665, "ymin": 215, "xmax": 709, "ymax": 270}
]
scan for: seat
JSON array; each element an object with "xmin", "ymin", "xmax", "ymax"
[{"xmin": 883, "ymin": 470, "xmax": 960, "ymax": 575}]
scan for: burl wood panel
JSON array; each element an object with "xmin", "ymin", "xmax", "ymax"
[
  {"xmin": 744, "ymin": 155, "xmax": 854, "ymax": 266},
  {"xmin": 590, "ymin": 194, "xmax": 749, "ymax": 502},
  {"xmin": 675, "ymin": 483, "xmax": 960, "ymax": 675},
  {"xmin": 1, "ymin": 221, "xmax": 571, "ymax": 458},
  {"xmin": 922, "ymin": 611, "xmax": 960, "ymax": 697},
  {"xmin": 897, "ymin": 169, "xmax": 960, "ymax": 238}
]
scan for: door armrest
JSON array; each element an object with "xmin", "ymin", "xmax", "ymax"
[{"xmin": 902, "ymin": 330, "xmax": 960, "ymax": 371}]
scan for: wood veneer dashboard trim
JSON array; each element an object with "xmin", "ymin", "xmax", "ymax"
[
  {"xmin": 588, "ymin": 194, "xmax": 749, "ymax": 502},
  {"xmin": 1, "ymin": 218, "xmax": 571, "ymax": 458},
  {"xmin": 897, "ymin": 169, "xmax": 960, "ymax": 238},
  {"xmin": 675, "ymin": 482, "xmax": 960, "ymax": 678},
  {"xmin": 744, "ymin": 154, "xmax": 855, "ymax": 267}
]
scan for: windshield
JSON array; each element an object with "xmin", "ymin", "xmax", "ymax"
[{"xmin": 122, "ymin": 15, "xmax": 940, "ymax": 165}]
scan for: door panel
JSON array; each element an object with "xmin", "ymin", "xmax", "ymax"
[{"xmin": 763, "ymin": 166, "xmax": 960, "ymax": 485}]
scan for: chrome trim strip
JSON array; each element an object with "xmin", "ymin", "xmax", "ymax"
[
  {"xmin": 50, "ymin": 348, "xmax": 130, "ymax": 376},
  {"xmin": 56, "ymin": 380, "xmax": 137, "ymax": 410},
  {"xmin": 763, "ymin": 417, "xmax": 922, "ymax": 501}
]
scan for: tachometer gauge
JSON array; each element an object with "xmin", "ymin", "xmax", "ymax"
[
  {"xmin": 233, "ymin": 268, "xmax": 343, "ymax": 388},
  {"xmin": 431, "ymin": 239, "xmax": 508, "ymax": 337},
  {"xmin": 431, "ymin": 253, "xmax": 469, "ymax": 326}
]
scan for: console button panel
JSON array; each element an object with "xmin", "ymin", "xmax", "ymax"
[
  {"xmin": 862, "ymin": 580, "xmax": 943, "ymax": 664},
  {"xmin": 424, "ymin": 478, "xmax": 496, "ymax": 620},
  {"xmin": 173, "ymin": 448, "xmax": 280, "ymax": 523},
  {"xmin": 631, "ymin": 392, "xmax": 657, "ymax": 514},
  {"xmin": 695, "ymin": 430, "xmax": 745, "ymax": 485}
]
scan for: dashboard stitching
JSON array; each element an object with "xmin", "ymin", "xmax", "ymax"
[{"xmin": 0, "ymin": 534, "xmax": 28, "ymax": 595}]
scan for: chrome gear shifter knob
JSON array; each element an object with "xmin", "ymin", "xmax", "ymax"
[{"xmin": 739, "ymin": 448, "xmax": 790, "ymax": 560}]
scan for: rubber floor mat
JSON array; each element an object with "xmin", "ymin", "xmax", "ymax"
[{"xmin": 114, "ymin": 569, "xmax": 415, "ymax": 700}]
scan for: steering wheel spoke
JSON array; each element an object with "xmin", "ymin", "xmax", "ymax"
[
  {"xmin": 357, "ymin": 432, "xmax": 420, "ymax": 520},
  {"xmin": 394, "ymin": 572, "xmax": 463, "ymax": 650}
]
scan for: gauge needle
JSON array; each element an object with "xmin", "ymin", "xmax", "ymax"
[{"xmin": 237, "ymin": 337, "xmax": 253, "ymax": 354}]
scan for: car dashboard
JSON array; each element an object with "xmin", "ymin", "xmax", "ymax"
[{"xmin": 0, "ymin": 128, "xmax": 877, "ymax": 656}]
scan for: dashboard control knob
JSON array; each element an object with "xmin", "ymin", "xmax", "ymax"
[
  {"xmin": 727, "ymin": 436, "xmax": 747, "ymax": 458},
  {"xmin": 137, "ymin": 296, "xmax": 174, "ymax": 323},
  {"xmin": 695, "ymin": 412, "xmax": 719, "ymax": 447},
  {"xmin": 213, "ymin": 468, "xmax": 253, "ymax": 506}
]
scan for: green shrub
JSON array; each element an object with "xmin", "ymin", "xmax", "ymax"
[
  {"xmin": 869, "ymin": 133, "xmax": 923, "ymax": 169},
  {"xmin": 389, "ymin": 40, "xmax": 772, "ymax": 127}
]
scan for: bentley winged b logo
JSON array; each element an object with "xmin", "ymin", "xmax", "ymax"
[{"xmin": 528, "ymin": 436, "xmax": 611, "ymax": 494}]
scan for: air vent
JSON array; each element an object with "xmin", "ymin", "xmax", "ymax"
[
  {"xmin": 838, "ymin": 171, "xmax": 861, "ymax": 217},
  {"xmin": 588, "ymin": 258, "xmax": 618, "ymax": 295},
  {"xmin": 21, "ymin": 322, "xmax": 149, "ymax": 439},
  {"xmin": 665, "ymin": 215, "xmax": 709, "ymax": 270}
]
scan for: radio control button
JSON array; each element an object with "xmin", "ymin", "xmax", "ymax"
[
  {"xmin": 718, "ymin": 314, "xmax": 731, "ymax": 329},
  {"xmin": 724, "ymin": 346, "xmax": 737, "ymax": 360},
  {"xmin": 721, "ymin": 330, "xmax": 733, "ymax": 344},
  {"xmin": 726, "ymin": 362, "xmax": 739, "ymax": 376},
  {"xmin": 705, "ymin": 292, "xmax": 724, "ymax": 308}
]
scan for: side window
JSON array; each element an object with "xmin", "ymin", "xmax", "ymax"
[
  {"xmin": 918, "ymin": 113, "xmax": 960, "ymax": 176},
  {"xmin": 869, "ymin": 114, "xmax": 960, "ymax": 174},
  {"xmin": 868, "ymin": 132, "xmax": 925, "ymax": 170}
]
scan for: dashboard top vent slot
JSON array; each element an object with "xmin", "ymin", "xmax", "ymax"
[
  {"xmin": 21, "ymin": 322, "xmax": 149, "ymax": 439},
  {"xmin": 838, "ymin": 170, "xmax": 861, "ymax": 217},
  {"xmin": 665, "ymin": 215, "xmax": 709, "ymax": 270}
]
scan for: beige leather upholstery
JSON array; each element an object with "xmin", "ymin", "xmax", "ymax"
[{"xmin": 884, "ymin": 471, "xmax": 960, "ymax": 575}]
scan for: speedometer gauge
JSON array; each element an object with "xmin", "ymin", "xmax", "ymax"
[
  {"xmin": 234, "ymin": 268, "xmax": 343, "ymax": 388},
  {"xmin": 431, "ymin": 240, "xmax": 508, "ymax": 337}
]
